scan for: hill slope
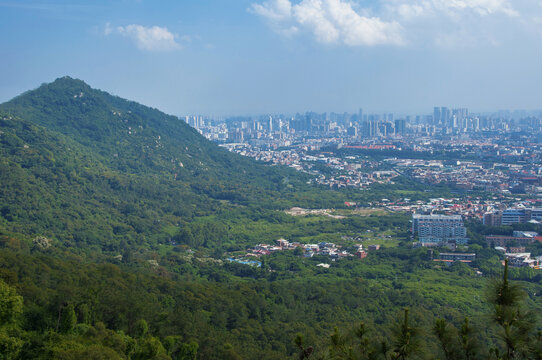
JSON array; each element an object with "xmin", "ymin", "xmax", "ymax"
[
  {"xmin": 0, "ymin": 76, "xmax": 295, "ymax": 188},
  {"xmin": 0, "ymin": 77, "xmax": 330, "ymax": 252}
]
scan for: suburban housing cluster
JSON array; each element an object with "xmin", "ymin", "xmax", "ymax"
[
  {"xmin": 225, "ymin": 238, "xmax": 382, "ymax": 267},
  {"xmin": 485, "ymin": 231, "xmax": 542, "ymax": 268}
]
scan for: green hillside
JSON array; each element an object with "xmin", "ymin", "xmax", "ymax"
[
  {"xmin": 1, "ymin": 77, "xmax": 280, "ymax": 183},
  {"xmin": 0, "ymin": 77, "xmax": 344, "ymax": 253}
]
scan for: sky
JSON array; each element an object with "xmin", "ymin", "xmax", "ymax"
[{"xmin": 1, "ymin": 0, "xmax": 542, "ymax": 116}]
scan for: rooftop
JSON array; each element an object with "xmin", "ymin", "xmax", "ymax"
[{"xmin": 413, "ymin": 214, "xmax": 462, "ymax": 220}]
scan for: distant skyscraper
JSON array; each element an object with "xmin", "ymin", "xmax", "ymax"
[
  {"xmin": 441, "ymin": 107, "xmax": 451, "ymax": 127},
  {"xmin": 368, "ymin": 115, "xmax": 379, "ymax": 137},
  {"xmin": 382, "ymin": 122, "xmax": 393, "ymax": 136},
  {"xmin": 347, "ymin": 126, "xmax": 357, "ymax": 137},
  {"xmin": 394, "ymin": 119, "xmax": 406, "ymax": 135},
  {"xmin": 453, "ymin": 108, "xmax": 468, "ymax": 120},
  {"xmin": 433, "ymin": 107, "xmax": 441, "ymax": 125}
]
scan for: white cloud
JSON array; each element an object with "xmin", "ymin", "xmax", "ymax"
[
  {"xmin": 444, "ymin": 0, "xmax": 518, "ymax": 16},
  {"xmin": 251, "ymin": 0, "xmax": 530, "ymax": 47},
  {"xmin": 104, "ymin": 22, "xmax": 114, "ymax": 36},
  {"xmin": 250, "ymin": 0, "xmax": 293, "ymax": 21},
  {"xmin": 106, "ymin": 23, "xmax": 181, "ymax": 51},
  {"xmin": 250, "ymin": 0, "xmax": 404, "ymax": 46},
  {"xmin": 394, "ymin": 3, "xmax": 427, "ymax": 20},
  {"xmin": 249, "ymin": 0, "xmax": 299, "ymax": 37},
  {"xmin": 386, "ymin": 0, "xmax": 518, "ymax": 19},
  {"xmin": 294, "ymin": 0, "xmax": 341, "ymax": 43},
  {"xmin": 277, "ymin": 25, "xmax": 300, "ymax": 36},
  {"xmin": 381, "ymin": 0, "xmax": 520, "ymax": 47}
]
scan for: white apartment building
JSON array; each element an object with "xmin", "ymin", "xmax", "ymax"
[{"xmin": 412, "ymin": 214, "xmax": 469, "ymax": 244}]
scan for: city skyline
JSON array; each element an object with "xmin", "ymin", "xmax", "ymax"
[
  {"xmin": 182, "ymin": 106, "xmax": 542, "ymax": 122},
  {"xmin": 2, "ymin": 0, "xmax": 542, "ymax": 115}
]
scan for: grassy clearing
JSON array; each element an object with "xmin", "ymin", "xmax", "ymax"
[{"xmin": 332, "ymin": 208, "xmax": 389, "ymax": 216}]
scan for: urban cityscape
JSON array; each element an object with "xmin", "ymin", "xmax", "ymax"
[{"xmin": 182, "ymin": 107, "xmax": 542, "ymax": 271}]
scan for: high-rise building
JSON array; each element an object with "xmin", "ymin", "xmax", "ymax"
[
  {"xmin": 268, "ymin": 116, "xmax": 273, "ymax": 132},
  {"xmin": 501, "ymin": 209, "xmax": 530, "ymax": 225},
  {"xmin": 382, "ymin": 122, "xmax": 393, "ymax": 137},
  {"xmin": 412, "ymin": 214, "xmax": 469, "ymax": 244},
  {"xmin": 441, "ymin": 107, "xmax": 451, "ymax": 127},
  {"xmin": 433, "ymin": 107, "xmax": 441, "ymax": 125},
  {"xmin": 394, "ymin": 119, "xmax": 406, "ymax": 135},
  {"xmin": 369, "ymin": 118, "xmax": 379, "ymax": 137},
  {"xmin": 347, "ymin": 126, "xmax": 357, "ymax": 137}
]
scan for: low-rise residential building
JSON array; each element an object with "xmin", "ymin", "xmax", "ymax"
[
  {"xmin": 355, "ymin": 250, "xmax": 367, "ymax": 259},
  {"xmin": 437, "ymin": 252, "xmax": 476, "ymax": 263},
  {"xmin": 505, "ymin": 253, "xmax": 540, "ymax": 268},
  {"xmin": 485, "ymin": 232, "xmax": 539, "ymax": 247}
]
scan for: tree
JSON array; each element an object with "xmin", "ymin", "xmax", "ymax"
[
  {"xmin": 390, "ymin": 309, "xmax": 424, "ymax": 360},
  {"xmin": 434, "ymin": 318, "xmax": 459, "ymax": 360},
  {"xmin": 221, "ymin": 343, "xmax": 242, "ymax": 360},
  {"xmin": 0, "ymin": 280, "xmax": 22, "ymax": 326},
  {"xmin": 133, "ymin": 336, "xmax": 168, "ymax": 360},
  {"xmin": 0, "ymin": 281, "xmax": 24, "ymax": 360},
  {"xmin": 60, "ymin": 303, "xmax": 77, "ymax": 333},
  {"xmin": 175, "ymin": 228, "xmax": 196, "ymax": 248},
  {"xmin": 487, "ymin": 259, "xmax": 535, "ymax": 359},
  {"xmin": 354, "ymin": 322, "xmax": 374, "ymax": 359},
  {"xmin": 162, "ymin": 336, "xmax": 198, "ymax": 360},
  {"xmin": 0, "ymin": 331, "xmax": 24, "ymax": 360},
  {"xmin": 176, "ymin": 341, "xmax": 198, "ymax": 360},
  {"xmin": 459, "ymin": 317, "xmax": 480, "ymax": 360},
  {"xmin": 77, "ymin": 303, "xmax": 90, "ymax": 325},
  {"xmin": 328, "ymin": 327, "xmax": 350, "ymax": 359},
  {"xmin": 295, "ymin": 333, "xmax": 313, "ymax": 359},
  {"xmin": 136, "ymin": 319, "xmax": 149, "ymax": 338}
]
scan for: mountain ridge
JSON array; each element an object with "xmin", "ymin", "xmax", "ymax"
[{"xmin": 0, "ymin": 77, "xmax": 327, "ymax": 253}]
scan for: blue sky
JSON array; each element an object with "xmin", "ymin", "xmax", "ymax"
[{"xmin": 1, "ymin": 0, "xmax": 542, "ymax": 116}]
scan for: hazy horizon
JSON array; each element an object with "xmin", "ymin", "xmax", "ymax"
[{"xmin": 2, "ymin": 0, "xmax": 542, "ymax": 116}]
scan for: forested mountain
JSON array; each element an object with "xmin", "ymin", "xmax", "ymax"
[{"xmin": 0, "ymin": 77, "xmax": 340, "ymax": 252}]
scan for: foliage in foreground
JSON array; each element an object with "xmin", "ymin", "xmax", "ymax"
[
  {"xmin": 306, "ymin": 261, "xmax": 541, "ymax": 360},
  {"xmin": 0, "ymin": 235, "xmax": 541, "ymax": 360}
]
